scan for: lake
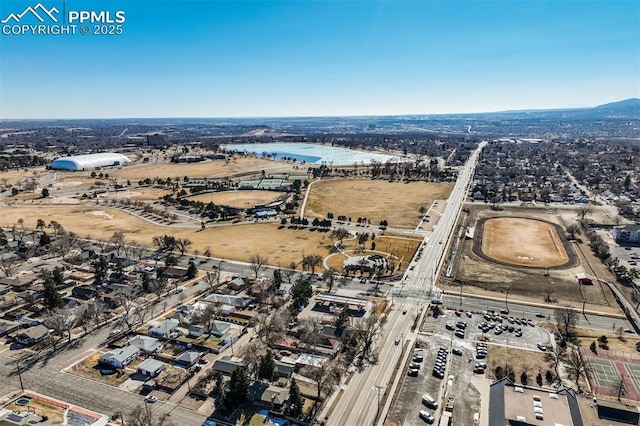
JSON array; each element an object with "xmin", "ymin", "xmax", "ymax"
[{"xmin": 221, "ymin": 142, "xmax": 404, "ymax": 165}]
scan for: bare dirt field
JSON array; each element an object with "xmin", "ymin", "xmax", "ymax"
[
  {"xmin": 447, "ymin": 206, "xmax": 620, "ymax": 311},
  {"xmin": 108, "ymin": 157, "xmax": 301, "ymax": 181},
  {"xmin": 481, "ymin": 217, "xmax": 569, "ymax": 267},
  {"xmin": 0, "ymin": 206, "xmax": 336, "ymax": 266},
  {"xmin": 187, "ymin": 190, "xmax": 282, "ymax": 208},
  {"xmin": 304, "ymin": 179, "xmax": 453, "ymax": 229},
  {"xmin": 0, "ymin": 166, "xmax": 47, "ymax": 185}
]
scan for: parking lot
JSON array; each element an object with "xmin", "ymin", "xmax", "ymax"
[{"xmin": 388, "ymin": 306, "xmax": 552, "ymax": 425}]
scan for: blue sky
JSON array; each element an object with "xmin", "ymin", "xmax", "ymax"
[{"xmin": 0, "ymin": 0, "xmax": 638, "ymax": 118}]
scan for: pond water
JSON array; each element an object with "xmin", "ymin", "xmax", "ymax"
[{"xmin": 222, "ymin": 142, "xmax": 404, "ymax": 165}]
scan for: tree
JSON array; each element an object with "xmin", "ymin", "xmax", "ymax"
[
  {"xmin": 41, "ymin": 188, "xmax": 49, "ymax": 198},
  {"xmin": 545, "ymin": 370, "xmax": 554, "ymax": 385},
  {"xmin": 225, "ymin": 366, "xmax": 250, "ymax": 411},
  {"xmin": 43, "ymin": 272, "xmax": 64, "ymax": 310},
  {"xmin": 520, "ymin": 370, "xmax": 529, "ymax": 386},
  {"xmin": 176, "ymin": 238, "xmax": 192, "ymax": 256},
  {"xmin": 302, "ymin": 254, "xmax": 323, "ymax": 276},
  {"xmin": 290, "ymin": 279, "xmax": 313, "ymax": 310},
  {"xmin": 536, "ymin": 372, "xmax": 543, "ymax": 386},
  {"xmin": 241, "ymin": 339, "xmax": 267, "ymax": 379},
  {"xmin": 590, "ymin": 340, "xmax": 598, "ymax": 354},
  {"xmin": 301, "ymin": 358, "xmax": 345, "ymax": 398},
  {"xmin": 298, "ymin": 317, "xmax": 322, "ymax": 352},
  {"xmin": 495, "ymin": 366, "xmax": 504, "ymax": 380},
  {"xmin": 249, "ymin": 253, "xmax": 268, "ymax": 280},
  {"xmin": 334, "ymin": 309, "xmax": 349, "ymax": 328},
  {"xmin": 256, "ymin": 307, "xmax": 289, "ymax": 343},
  {"xmin": 186, "ymin": 262, "xmax": 197, "ymax": 279},
  {"xmin": 0, "ymin": 255, "xmax": 20, "ymax": 278},
  {"xmin": 331, "ymin": 227, "xmax": 350, "ymax": 247},
  {"xmin": 126, "ymin": 404, "xmax": 173, "ymax": 426},
  {"xmin": 565, "ymin": 224, "xmax": 581, "ymax": 240},
  {"xmin": 45, "ymin": 309, "xmax": 75, "ymax": 344},
  {"xmin": 192, "ymin": 303, "xmax": 222, "ymax": 338},
  {"xmin": 564, "ymin": 350, "xmax": 592, "ymax": 392},
  {"xmin": 271, "ymin": 269, "xmax": 283, "ymax": 291},
  {"xmin": 258, "ymin": 351, "xmax": 276, "ymax": 381},
  {"xmin": 554, "ymin": 306, "xmax": 578, "ymax": 340},
  {"xmin": 322, "ymin": 267, "xmax": 336, "ymax": 292},
  {"xmin": 544, "ymin": 344, "xmax": 566, "ymax": 385},
  {"xmin": 543, "ymin": 288, "xmax": 556, "ymax": 303},
  {"xmin": 352, "ymin": 312, "xmax": 386, "ymax": 364},
  {"xmin": 577, "ymin": 206, "xmax": 592, "ymax": 221},
  {"xmin": 286, "ymin": 377, "xmax": 303, "ymax": 418},
  {"xmin": 204, "ymin": 269, "xmax": 220, "ymax": 291},
  {"xmin": 109, "ymin": 231, "xmax": 126, "ymax": 256},
  {"xmin": 283, "ymin": 262, "xmax": 297, "ymax": 284}
]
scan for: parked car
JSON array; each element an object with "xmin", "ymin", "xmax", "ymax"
[
  {"xmin": 473, "ymin": 367, "xmax": 485, "ymax": 374},
  {"xmin": 445, "ymin": 323, "xmax": 455, "ymax": 331},
  {"xmin": 537, "ymin": 343, "xmax": 547, "ymax": 351},
  {"xmin": 419, "ymin": 410, "xmax": 435, "ymax": 424},
  {"xmin": 408, "ymin": 368, "xmax": 419, "ymax": 377},
  {"xmin": 144, "ymin": 395, "xmax": 157, "ymax": 403},
  {"xmin": 422, "ymin": 394, "xmax": 438, "ymax": 409},
  {"xmin": 452, "ymin": 348, "xmax": 463, "ymax": 356}
]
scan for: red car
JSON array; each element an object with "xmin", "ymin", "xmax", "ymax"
[{"xmin": 198, "ymin": 358, "xmax": 209, "ymax": 364}]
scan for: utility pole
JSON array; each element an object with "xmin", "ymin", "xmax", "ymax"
[
  {"xmin": 505, "ymin": 285, "xmax": 510, "ymax": 312},
  {"xmin": 15, "ymin": 360, "xmax": 24, "ymax": 393}
]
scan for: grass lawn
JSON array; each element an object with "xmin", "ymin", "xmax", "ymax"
[
  {"xmin": 575, "ymin": 327, "xmax": 640, "ymax": 353},
  {"xmin": 304, "ymin": 179, "xmax": 453, "ymax": 229},
  {"xmin": 70, "ymin": 353, "xmax": 130, "ymax": 386},
  {"xmin": 187, "ymin": 190, "xmax": 282, "ymax": 209},
  {"xmin": 486, "ymin": 345, "xmax": 550, "ymax": 383}
]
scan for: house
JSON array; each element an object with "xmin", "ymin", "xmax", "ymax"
[
  {"xmin": 136, "ymin": 358, "xmax": 165, "ymax": 377},
  {"xmin": 99, "ymin": 345, "xmax": 140, "ymax": 369},
  {"xmin": 15, "ymin": 324, "xmax": 49, "ymax": 346},
  {"xmin": 489, "ymin": 378, "xmax": 582, "ymax": 426},
  {"xmin": 148, "ymin": 319, "xmax": 179, "ymax": 338},
  {"xmin": 220, "ymin": 304, "xmax": 235, "ymax": 316},
  {"xmin": 0, "ymin": 283, "xmax": 10, "ymax": 296},
  {"xmin": 0, "ymin": 320, "xmax": 19, "ymax": 337},
  {"xmin": 204, "ymin": 294, "xmax": 253, "ymax": 308},
  {"xmin": 71, "ymin": 285, "xmax": 98, "ymax": 300},
  {"xmin": 177, "ymin": 351, "xmax": 202, "ymax": 367},
  {"xmin": 164, "ymin": 267, "xmax": 188, "ymax": 280},
  {"xmin": 596, "ymin": 400, "xmax": 640, "ymax": 424},
  {"xmin": 213, "ymin": 356, "xmax": 245, "ymax": 376},
  {"xmin": 274, "ymin": 361, "xmax": 295, "ymax": 379},
  {"xmin": 129, "ymin": 335, "xmax": 163, "ymax": 353},
  {"xmin": 249, "ymin": 382, "xmax": 289, "ymax": 410},
  {"xmin": 188, "ymin": 324, "xmax": 207, "ymax": 338},
  {"xmin": 0, "ymin": 273, "xmax": 38, "ymax": 290},
  {"xmin": 613, "ymin": 225, "xmax": 640, "ymax": 244}
]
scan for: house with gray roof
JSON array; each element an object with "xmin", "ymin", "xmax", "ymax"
[
  {"xmin": 129, "ymin": 335, "xmax": 162, "ymax": 353},
  {"xmin": 213, "ymin": 356, "xmax": 245, "ymax": 376},
  {"xmin": 136, "ymin": 358, "xmax": 165, "ymax": 377},
  {"xmin": 15, "ymin": 324, "xmax": 49, "ymax": 346},
  {"xmin": 148, "ymin": 319, "xmax": 179, "ymax": 338},
  {"xmin": 99, "ymin": 345, "xmax": 140, "ymax": 369},
  {"xmin": 0, "ymin": 320, "xmax": 19, "ymax": 337}
]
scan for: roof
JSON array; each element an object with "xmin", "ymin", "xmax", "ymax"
[
  {"xmin": 618, "ymin": 224, "xmax": 640, "ymax": 232},
  {"xmin": 178, "ymin": 351, "xmax": 201, "ymax": 364},
  {"xmin": 101, "ymin": 345, "xmax": 139, "ymax": 363},
  {"xmin": 0, "ymin": 320, "xmax": 19, "ymax": 333},
  {"xmin": 489, "ymin": 378, "xmax": 583, "ymax": 426},
  {"xmin": 19, "ymin": 324, "xmax": 49, "ymax": 340},
  {"xmin": 148, "ymin": 319, "xmax": 179, "ymax": 336},
  {"xmin": 249, "ymin": 382, "xmax": 289, "ymax": 405},
  {"xmin": 137, "ymin": 358, "xmax": 164, "ymax": 373},
  {"xmin": 213, "ymin": 356, "xmax": 245, "ymax": 375},
  {"xmin": 204, "ymin": 294, "xmax": 252, "ymax": 307},
  {"xmin": 129, "ymin": 335, "xmax": 162, "ymax": 352},
  {"xmin": 315, "ymin": 293, "xmax": 368, "ymax": 308},
  {"xmin": 50, "ymin": 153, "xmax": 131, "ymax": 170}
]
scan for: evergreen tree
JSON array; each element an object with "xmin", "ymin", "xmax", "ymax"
[
  {"xmin": 258, "ymin": 351, "xmax": 275, "ymax": 381},
  {"xmin": 225, "ymin": 366, "xmax": 250, "ymax": 411},
  {"xmin": 536, "ymin": 372, "xmax": 543, "ymax": 386},
  {"xmin": 43, "ymin": 273, "xmax": 63, "ymax": 310},
  {"xmin": 52, "ymin": 266, "xmax": 64, "ymax": 287},
  {"xmin": 142, "ymin": 272, "xmax": 152, "ymax": 293},
  {"xmin": 186, "ymin": 262, "xmax": 197, "ymax": 279},
  {"xmin": 287, "ymin": 377, "xmax": 303, "ymax": 418},
  {"xmin": 272, "ymin": 269, "xmax": 282, "ymax": 291}
]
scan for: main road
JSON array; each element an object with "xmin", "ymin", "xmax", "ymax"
[{"xmin": 324, "ymin": 143, "xmax": 486, "ymax": 426}]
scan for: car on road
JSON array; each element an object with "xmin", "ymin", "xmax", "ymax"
[
  {"xmin": 535, "ymin": 312, "xmax": 545, "ymax": 318},
  {"xmin": 431, "ymin": 300, "xmax": 442, "ymax": 305},
  {"xmin": 394, "ymin": 337, "xmax": 401, "ymax": 345},
  {"xmin": 402, "ymin": 309, "xmax": 407, "ymax": 315},
  {"xmin": 500, "ymin": 309, "xmax": 509, "ymax": 314},
  {"xmin": 419, "ymin": 410, "xmax": 435, "ymax": 424},
  {"xmin": 144, "ymin": 395, "xmax": 157, "ymax": 403},
  {"xmin": 537, "ymin": 343, "xmax": 547, "ymax": 351},
  {"xmin": 624, "ymin": 328, "xmax": 635, "ymax": 333},
  {"xmin": 109, "ymin": 329, "xmax": 122, "ymax": 337},
  {"xmin": 452, "ymin": 348, "xmax": 463, "ymax": 356}
]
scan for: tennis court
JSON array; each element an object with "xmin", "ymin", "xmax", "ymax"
[
  {"xmin": 624, "ymin": 363, "xmax": 640, "ymax": 393},
  {"xmin": 589, "ymin": 358, "xmax": 620, "ymax": 388}
]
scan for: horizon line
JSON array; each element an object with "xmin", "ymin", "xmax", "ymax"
[{"xmin": 1, "ymin": 97, "xmax": 638, "ymax": 122}]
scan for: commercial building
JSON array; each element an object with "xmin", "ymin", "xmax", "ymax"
[{"xmin": 49, "ymin": 153, "xmax": 131, "ymax": 171}]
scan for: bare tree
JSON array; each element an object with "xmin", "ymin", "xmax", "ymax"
[
  {"xmin": 543, "ymin": 345, "xmax": 566, "ymax": 385},
  {"xmin": 565, "ymin": 224, "xmax": 581, "ymax": 240},
  {"xmin": 352, "ymin": 312, "xmax": 387, "ymax": 364},
  {"xmin": 203, "ymin": 269, "xmax": 221, "ymax": 292},
  {"xmin": 302, "ymin": 254, "xmax": 323, "ymax": 276},
  {"xmin": 331, "ymin": 227, "xmax": 350, "ymax": 247},
  {"xmin": 564, "ymin": 350, "xmax": 592, "ymax": 392},
  {"xmin": 0, "ymin": 255, "xmax": 20, "ymax": 278},
  {"xmin": 301, "ymin": 357, "xmax": 345, "ymax": 398},
  {"xmin": 256, "ymin": 307, "xmax": 289, "ymax": 343},
  {"xmin": 109, "ymin": 231, "xmax": 126, "ymax": 257},
  {"xmin": 322, "ymin": 267, "xmax": 337, "ymax": 292},
  {"xmin": 45, "ymin": 309, "xmax": 76, "ymax": 344},
  {"xmin": 240, "ymin": 339, "xmax": 267, "ymax": 379},
  {"xmin": 543, "ymin": 288, "xmax": 556, "ymax": 303},
  {"xmin": 126, "ymin": 404, "xmax": 173, "ymax": 426},
  {"xmin": 283, "ymin": 261, "xmax": 297, "ymax": 284},
  {"xmin": 616, "ymin": 375, "xmax": 627, "ymax": 402},
  {"xmin": 577, "ymin": 206, "xmax": 593, "ymax": 221},
  {"xmin": 89, "ymin": 301, "xmax": 105, "ymax": 328},
  {"xmin": 249, "ymin": 253, "xmax": 268, "ymax": 280},
  {"xmin": 176, "ymin": 238, "xmax": 192, "ymax": 256},
  {"xmin": 554, "ymin": 306, "xmax": 578, "ymax": 340},
  {"xmin": 298, "ymin": 317, "xmax": 323, "ymax": 352},
  {"xmin": 192, "ymin": 303, "xmax": 222, "ymax": 338}
]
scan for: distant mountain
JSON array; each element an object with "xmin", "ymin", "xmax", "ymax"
[{"xmin": 593, "ymin": 98, "xmax": 640, "ymax": 117}]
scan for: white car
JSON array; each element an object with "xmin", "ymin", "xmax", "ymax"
[
  {"xmin": 419, "ymin": 410, "xmax": 435, "ymax": 423},
  {"xmin": 144, "ymin": 395, "xmax": 157, "ymax": 403}
]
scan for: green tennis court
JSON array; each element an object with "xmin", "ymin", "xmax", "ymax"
[
  {"xmin": 589, "ymin": 358, "xmax": 620, "ymax": 388},
  {"xmin": 624, "ymin": 363, "xmax": 640, "ymax": 393}
]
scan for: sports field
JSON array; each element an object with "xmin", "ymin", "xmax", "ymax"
[
  {"xmin": 480, "ymin": 217, "xmax": 569, "ymax": 267},
  {"xmin": 304, "ymin": 179, "xmax": 453, "ymax": 229},
  {"xmin": 187, "ymin": 190, "xmax": 282, "ymax": 208}
]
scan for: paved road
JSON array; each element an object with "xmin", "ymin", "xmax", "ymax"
[{"xmin": 326, "ymin": 144, "xmax": 485, "ymax": 426}]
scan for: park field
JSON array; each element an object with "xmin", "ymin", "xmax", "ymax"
[
  {"xmin": 0, "ymin": 206, "xmax": 329, "ymax": 266},
  {"xmin": 107, "ymin": 156, "xmax": 301, "ymax": 181},
  {"xmin": 304, "ymin": 179, "xmax": 453, "ymax": 229},
  {"xmin": 187, "ymin": 190, "xmax": 282, "ymax": 208}
]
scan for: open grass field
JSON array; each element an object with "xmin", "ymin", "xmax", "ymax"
[
  {"xmin": 0, "ymin": 206, "xmax": 334, "ymax": 266},
  {"xmin": 304, "ymin": 179, "xmax": 453, "ymax": 229},
  {"xmin": 187, "ymin": 190, "xmax": 282, "ymax": 208},
  {"xmin": 486, "ymin": 345, "xmax": 549, "ymax": 381},
  {"xmin": 108, "ymin": 157, "xmax": 300, "ymax": 181},
  {"xmin": 481, "ymin": 217, "xmax": 568, "ymax": 267},
  {"xmin": 0, "ymin": 166, "xmax": 47, "ymax": 185}
]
